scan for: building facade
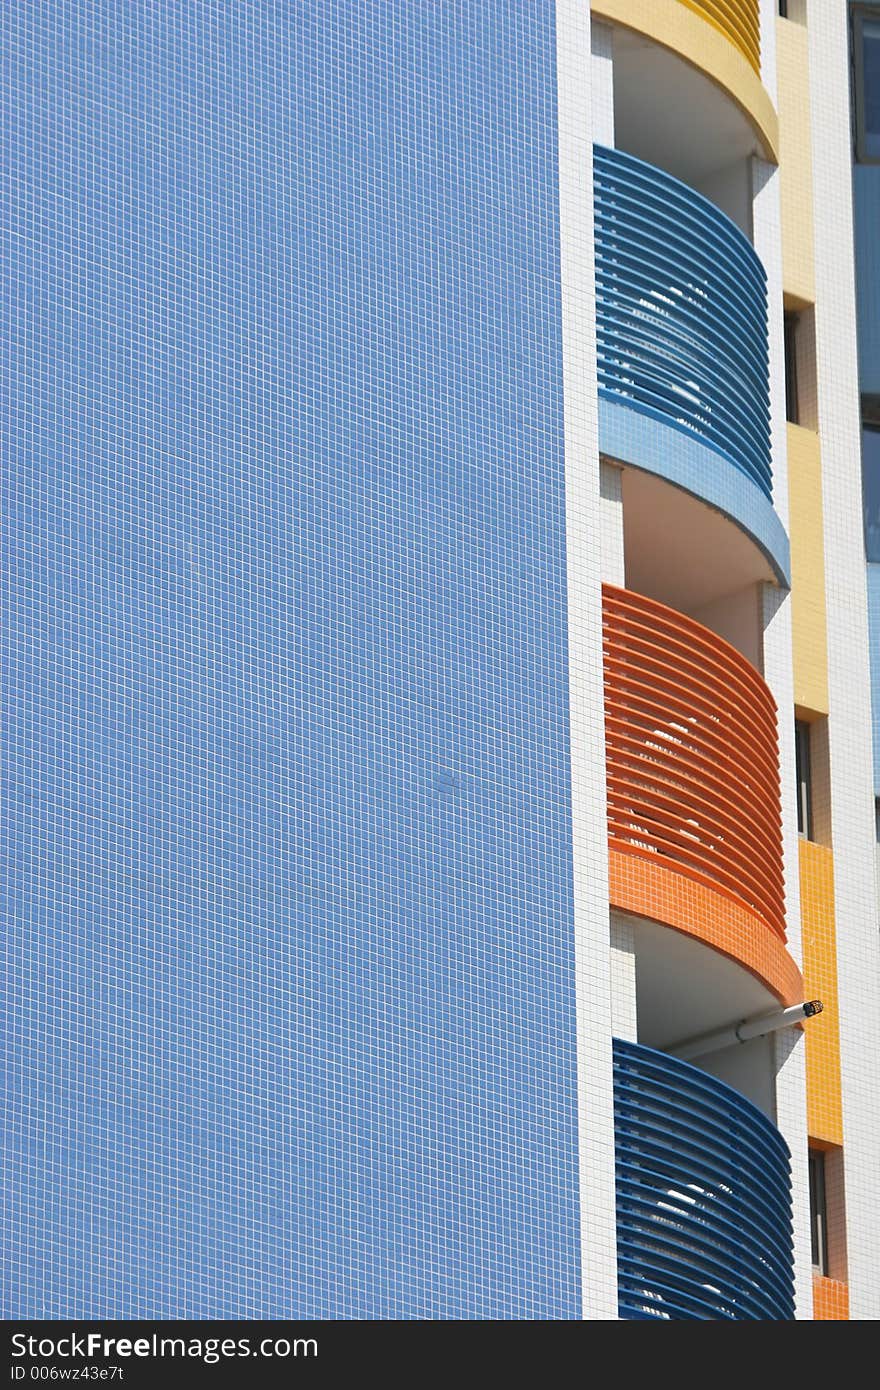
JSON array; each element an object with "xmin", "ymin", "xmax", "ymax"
[
  {"xmin": 854, "ymin": 5, "xmax": 880, "ymax": 814},
  {"xmin": 2, "ymin": 0, "xmax": 878, "ymax": 1319}
]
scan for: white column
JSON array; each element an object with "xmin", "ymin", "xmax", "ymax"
[
  {"xmin": 808, "ymin": 0, "xmax": 880, "ymax": 1321},
  {"xmin": 609, "ymin": 912, "xmax": 638, "ymax": 1042},
  {"xmin": 752, "ymin": 144, "xmax": 814, "ymax": 1319},
  {"xmin": 758, "ymin": 0, "xmax": 780, "ymax": 105},
  {"xmin": 557, "ymin": 0, "xmax": 619, "ymax": 1321},
  {"xmin": 601, "ymin": 465, "xmax": 636, "ymax": 1043},
  {"xmin": 591, "ymin": 20, "xmax": 615, "ymax": 148},
  {"xmin": 599, "ymin": 461, "xmax": 625, "ymax": 587}
]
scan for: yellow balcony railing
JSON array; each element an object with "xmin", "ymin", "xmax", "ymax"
[{"xmin": 680, "ymin": 0, "xmax": 761, "ymax": 74}]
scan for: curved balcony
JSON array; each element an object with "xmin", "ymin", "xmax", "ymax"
[
  {"xmin": 594, "ymin": 145, "xmax": 789, "ymax": 584},
  {"xmin": 603, "ymin": 585, "xmax": 802, "ymax": 1004},
  {"xmin": 592, "ymin": 2, "xmax": 777, "ymax": 161},
  {"xmin": 614, "ymin": 1038, "xmax": 795, "ymax": 1320},
  {"xmin": 595, "ymin": 145, "xmax": 770, "ymax": 496}
]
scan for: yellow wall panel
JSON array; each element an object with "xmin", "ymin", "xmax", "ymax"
[
  {"xmin": 788, "ymin": 424, "xmax": 829, "ymax": 714},
  {"xmin": 800, "ymin": 841, "xmax": 843, "ymax": 1147},
  {"xmin": 777, "ymin": 18, "xmax": 815, "ymax": 307}
]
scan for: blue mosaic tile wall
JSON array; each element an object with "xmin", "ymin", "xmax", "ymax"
[{"xmin": 1, "ymin": 2, "xmax": 582, "ymax": 1316}]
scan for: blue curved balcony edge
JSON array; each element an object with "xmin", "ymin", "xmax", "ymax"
[
  {"xmin": 599, "ymin": 396, "xmax": 791, "ymax": 588},
  {"xmin": 613, "ymin": 1038, "xmax": 795, "ymax": 1322}
]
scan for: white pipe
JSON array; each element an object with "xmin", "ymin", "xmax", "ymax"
[{"xmin": 669, "ymin": 1001, "xmax": 823, "ymax": 1062}]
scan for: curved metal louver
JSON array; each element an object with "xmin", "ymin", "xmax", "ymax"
[
  {"xmin": 614, "ymin": 1039, "xmax": 795, "ymax": 1320},
  {"xmin": 603, "ymin": 583, "xmax": 786, "ymax": 942},
  {"xmin": 594, "ymin": 144, "xmax": 772, "ymax": 502}
]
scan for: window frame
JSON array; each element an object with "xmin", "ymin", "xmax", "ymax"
[
  {"xmin": 784, "ymin": 314, "xmax": 800, "ymax": 425},
  {"xmin": 862, "ymin": 421, "xmax": 880, "ymax": 561},
  {"xmin": 794, "ymin": 719, "xmax": 814, "ymax": 842},
  {"xmin": 808, "ymin": 1149, "xmax": 829, "ymax": 1276},
  {"xmin": 853, "ymin": 4, "xmax": 880, "ymax": 164}
]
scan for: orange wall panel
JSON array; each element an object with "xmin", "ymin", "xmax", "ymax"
[{"xmin": 813, "ymin": 1274, "xmax": 849, "ymax": 1320}]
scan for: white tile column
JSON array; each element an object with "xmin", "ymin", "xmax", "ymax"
[
  {"xmin": 808, "ymin": 0, "xmax": 880, "ymax": 1321},
  {"xmin": 591, "ymin": 20, "xmax": 615, "ymax": 148},
  {"xmin": 752, "ymin": 140, "xmax": 813, "ymax": 1318},
  {"xmin": 557, "ymin": 0, "xmax": 619, "ymax": 1321},
  {"xmin": 609, "ymin": 912, "xmax": 638, "ymax": 1043}
]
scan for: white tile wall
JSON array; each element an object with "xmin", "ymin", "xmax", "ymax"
[
  {"xmin": 609, "ymin": 911, "xmax": 638, "ymax": 1043},
  {"xmin": 752, "ymin": 148, "xmax": 814, "ymax": 1318},
  {"xmin": 591, "ymin": 20, "xmax": 615, "ymax": 147},
  {"xmin": 599, "ymin": 461, "xmax": 625, "ymax": 587},
  {"xmin": 556, "ymin": 0, "xmax": 620, "ymax": 1322},
  {"xmin": 807, "ymin": 0, "xmax": 880, "ymax": 1321}
]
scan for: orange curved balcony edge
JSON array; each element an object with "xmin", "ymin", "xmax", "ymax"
[
  {"xmin": 593, "ymin": 0, "xmax": 779, "ymax": 164},
  {"xmin": 609, "ymin": 847, "xmax": 803, "ymax": 1007}
]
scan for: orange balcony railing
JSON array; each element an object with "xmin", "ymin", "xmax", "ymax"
[
  {"xmin": 680, "ymin": 0, "xmax": 761, "ymax": 74},
  {"xmin": 603, "ymin": 585, "xmax": 786, "ymax": 945}
]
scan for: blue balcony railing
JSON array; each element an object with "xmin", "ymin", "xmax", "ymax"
[
  {"xmin": 594, "ymin": 145, "xmax": 772, "ymax": 502},
  {"xmin": 613, "ymin": 1039, "xmax": 795, "ymax": 1320}
]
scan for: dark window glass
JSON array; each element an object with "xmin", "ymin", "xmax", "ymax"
[
  {"xmin": 784, "ymin": 315, "xmax": 799, "ymax": 424},
  {"xmin": 856, "ymin": 10, "xmax": 880, "ymax": 161},
  {"xmin": 861, "ymin": 425, "xmax": 880, "ymax": 560},
  {"xmin": 795, "ymin": 720, "xmax": 813, "ymax": 840},
  {"xmin": 865, "ymin": 19, "xmax": 880, "ymax": 149},
  {"xmin": 809, "ymin": 1150, "xmax": 828, "ymax": 1275}
]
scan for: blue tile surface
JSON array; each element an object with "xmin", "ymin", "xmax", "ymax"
[{"xmin": 1, "ymin": 1, "xmax": 582, "ymax": 1317}]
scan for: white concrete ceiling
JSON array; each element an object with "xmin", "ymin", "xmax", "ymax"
[
  {"xmin": 620, "ymin": 464, "xmax": 776, "ymax": 613},
  {"xmin": 632, "ymin": 916, "xmax": 777, "ymax": 1051},
  {"xmin": 612, "ymin": 27, "xmax": 761, "ymax": 187}
]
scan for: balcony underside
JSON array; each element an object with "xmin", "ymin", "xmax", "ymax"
[
  {"xmin": 600, "ymin": 401, "xmax": 791, "ymax": 588},
  {"xmin": 609, "ymin": 847, "xmax": 803, "ymax": 1008},
  {"xmin": 623, "ymin": 914, "xmax": 781, "ymax": 1060},
  {"xmin": 593, "ymin": 0, "xmax": 778, "ymax": 163}
]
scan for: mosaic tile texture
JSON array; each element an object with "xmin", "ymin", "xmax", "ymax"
[{"xmin": 1, "ymin": 0, "xmax": 583, "ymax": 1318}]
